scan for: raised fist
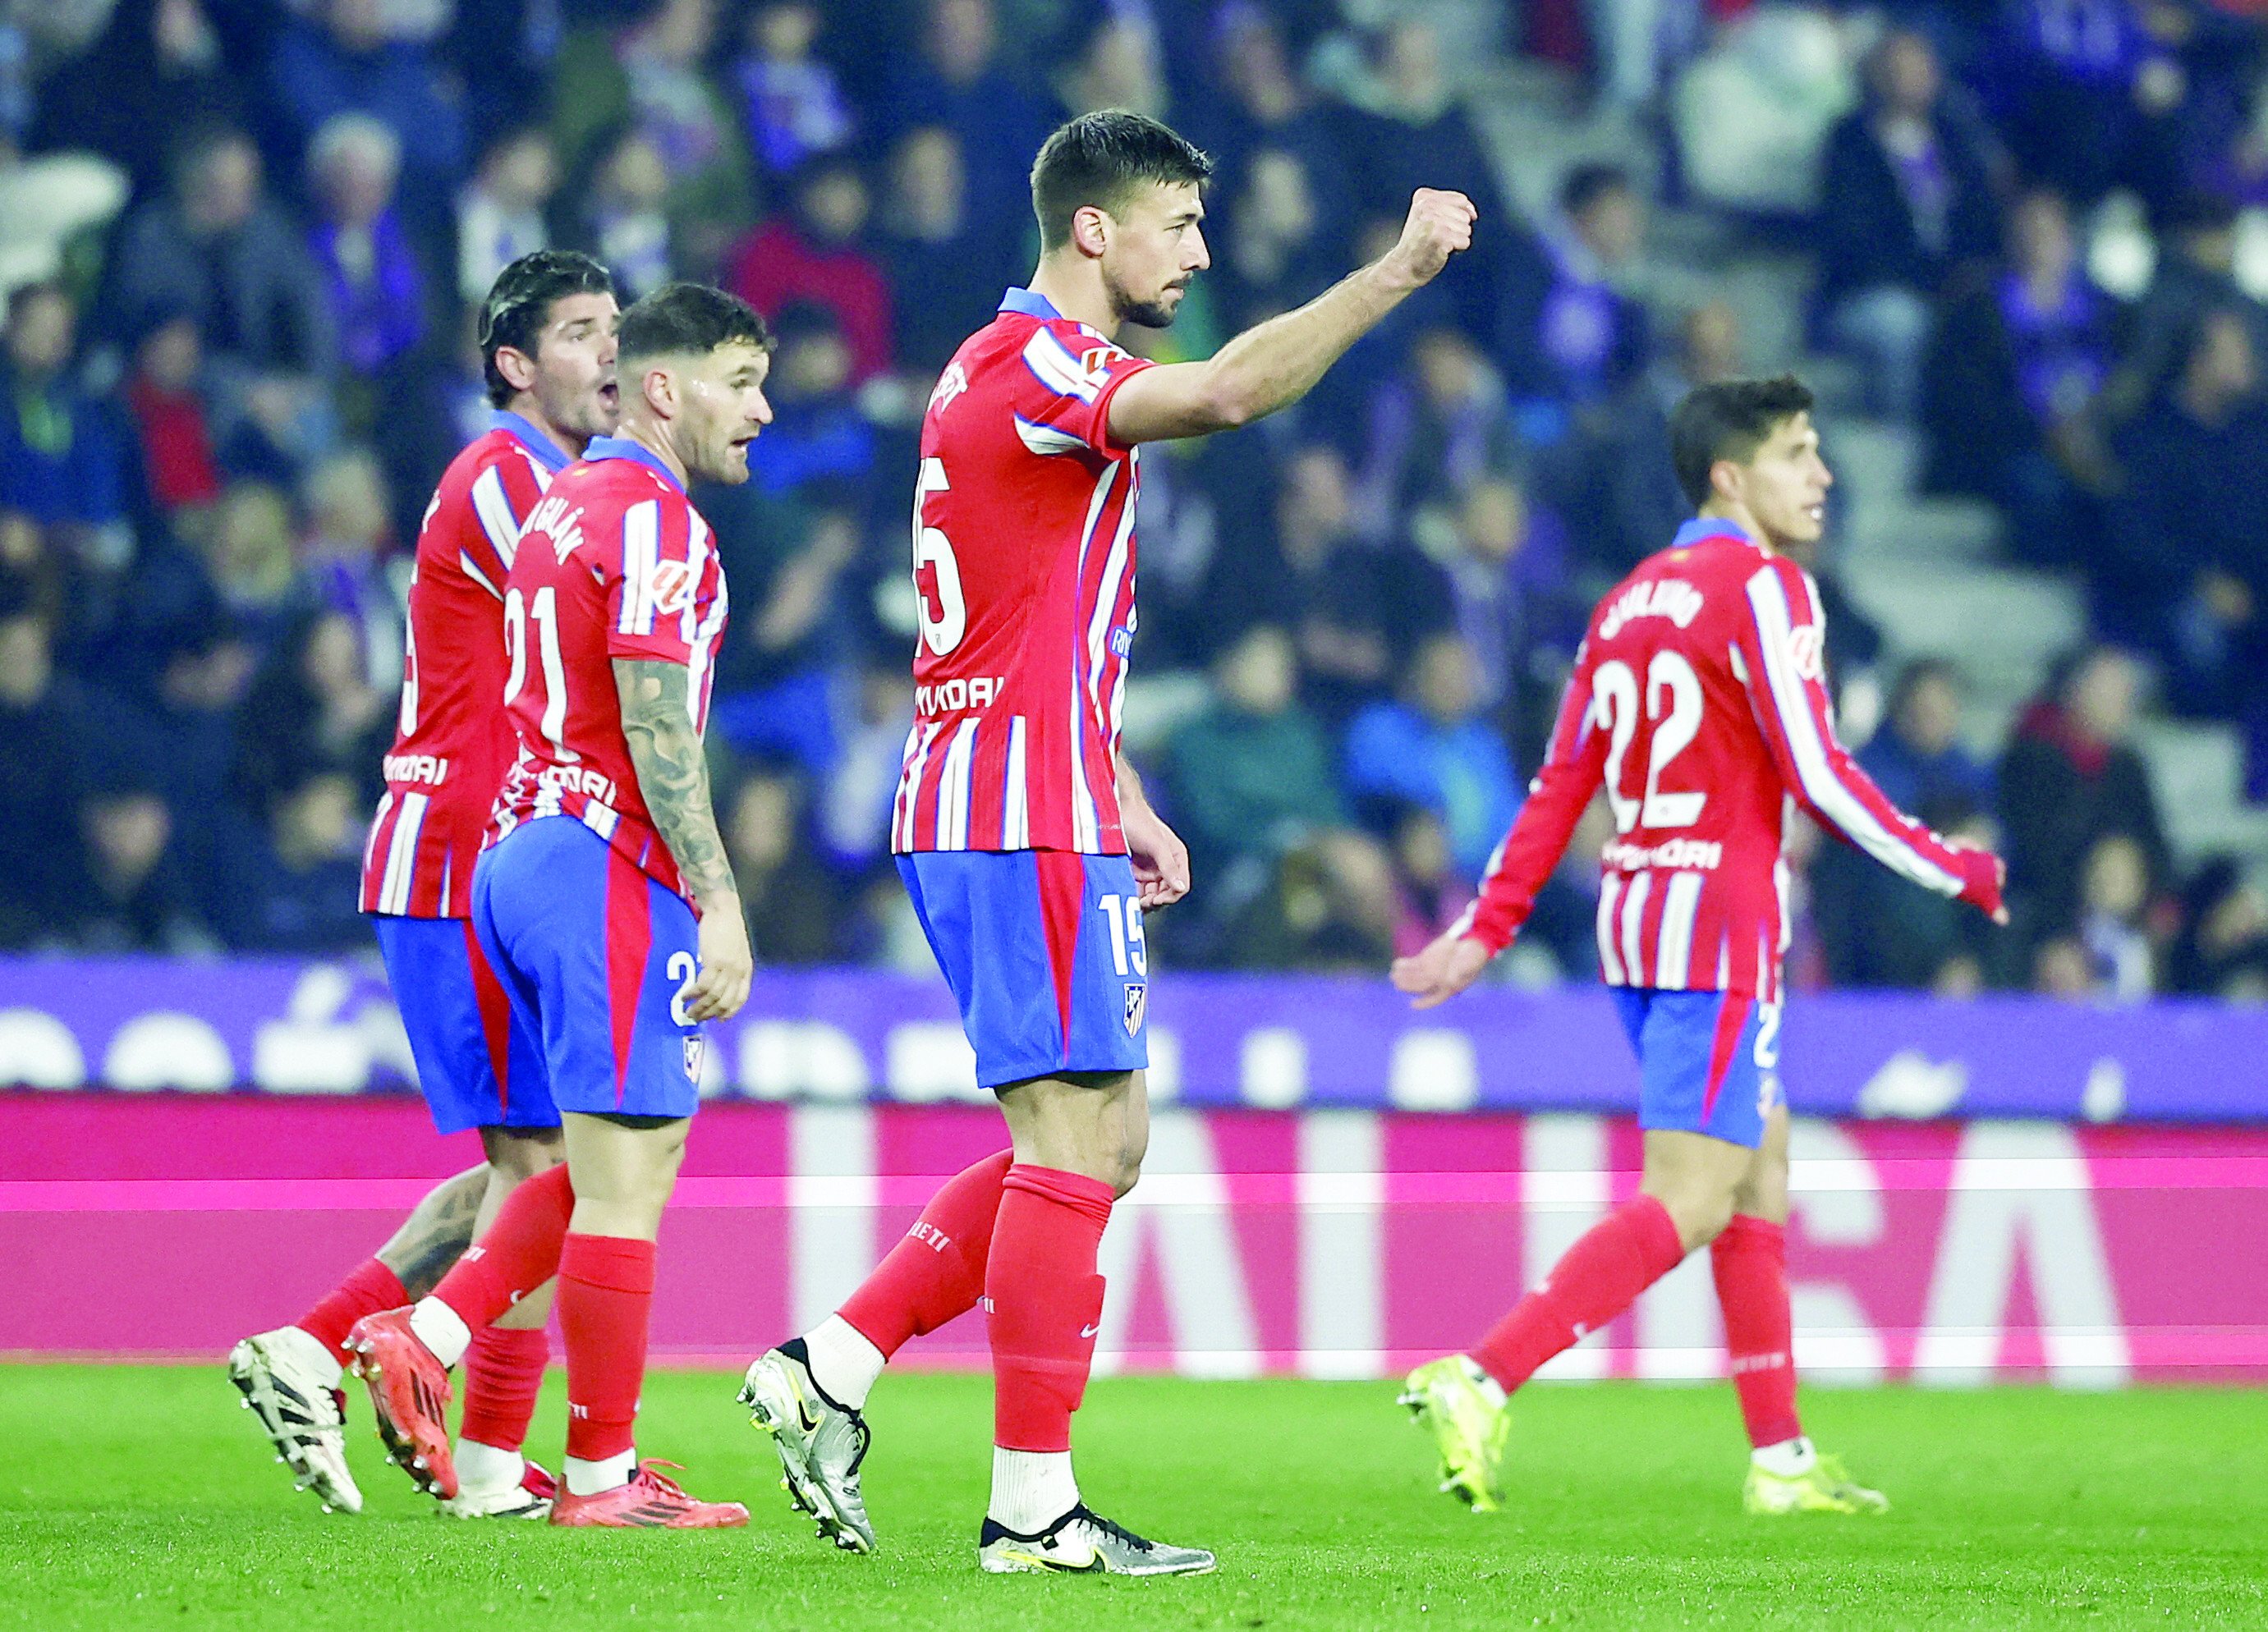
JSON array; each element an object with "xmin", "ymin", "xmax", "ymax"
[{"xmin": 1384, "ymin": 189, "xmax": 1477, "ymax": 288}]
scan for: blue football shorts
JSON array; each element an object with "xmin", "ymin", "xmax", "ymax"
[
  {"xmin": 370, "ymin": 912, "xmax": 549, "ymax": 1136},
  {"xmin": 1611, "ymin": 987, "xmax": 1783, "ymax": 1150},
  {"xmin": 471, "ymin": 816, "xmax": 705, "ymax": 1122},
  {"xmin": 898, "ymin": 849, "xmax": 1150, "ymax": 1091}
]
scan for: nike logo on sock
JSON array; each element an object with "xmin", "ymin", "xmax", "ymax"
[{"xmin": 1078, "ymin": 1323, "xmax": 1103, "ymax": 1339}]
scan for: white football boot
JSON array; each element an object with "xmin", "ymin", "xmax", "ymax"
[
  {"xmin": 978, "ymin": 1505, "xmax": 1216, "ymax": 1576},
  {"xmin": 228, "ymin": 1327, "xmax": 362, "ymax": 1515},
  {"xmin": 738, "ymin": 1345, "xmax": 876, "ymax": 1552}
]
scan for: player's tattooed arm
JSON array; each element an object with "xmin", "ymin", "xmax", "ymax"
[
  {"xmin": 373, "ymin": 1166, "xmax": 489, "ymax": 1300},
  {"xmin": 614, "ymin": 658, "xmax": 737, "ymax": 905},
  {"xmin": 615, "ymin": 657, "xmax": 754, "ymax": 1023}
]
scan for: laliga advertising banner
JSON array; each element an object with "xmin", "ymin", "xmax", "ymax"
[{"xmin": 5, "ymin": 1094, "xmax": 2265, "ymax": 1382}]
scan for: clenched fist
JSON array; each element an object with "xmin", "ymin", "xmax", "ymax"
[{"xmin": 1383, "ymin": 189, "xmax": 1477, "ymax": 289}]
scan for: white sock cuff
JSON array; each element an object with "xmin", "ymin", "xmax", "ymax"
[
  {"xmin": 1752, "ymin": 1436, "xmax": 1816, "ymax": 1477},
  {"xmin": 805, "ymin": 1314, "xmax": 887, "ymax": 1410},
  {"xmin": 564, "ymin": 1450, "xmax": 637, "ymax": 1496},
  {"xmin": 408, "ymin": 1298, "xmax": 473, "ymax": 1370},
  {"xmin": 452, "ymin": 1438, "xmax": 525, "ymax": 1494},
  {"xmin": 989, "ymin": 1446, "xmax": 1078, "ymax": 1535}
]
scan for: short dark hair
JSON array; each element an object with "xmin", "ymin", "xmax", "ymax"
[
  {"xmin": 1668, "ymin": 374, "xmax": 1816, "ymax": 508},
  {"xmin": 1030, "ymin": 109, "xmax": 1212, "ymax": 250},
  {"xmin": 479, "ymin": 250, "xmax": 614, "ymax": 407},
  {"xmin": 1559, "ymin": 162, "xmax": 1631, "ymax": 218},
  {"xmin": 615, "ymin": 282, "xmax": 774, "ymax": 367}
]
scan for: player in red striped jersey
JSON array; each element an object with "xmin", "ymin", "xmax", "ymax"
[
  {"xmin": 736, "ymin": 111, "xmax": 1476, "ymax": 1575},
  {"xmin": 346, "ymin": 284, "xmax": 769, "ymax": 1529},
  {"xmin": 1393, "ymin": 376, "xmax": 2009, "ymax": 1515},
  {"xmin": 229, "ymin": 251, "xmax": 618, "ymax": 1519}
]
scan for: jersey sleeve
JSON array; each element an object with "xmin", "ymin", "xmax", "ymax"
[
  {"xmin": 604, "ymin": 493, "xmax": 705, "ymax": 665},
  {"xmin": 1012, "ymin": 320, "xmax": 1155, "ymax": 458},
  {"xmin": 460, "ymin": 449, "xmax": 543, "ymax": 600},
  {"xmin": 1736, "ymin": 557, "xmax": 1999, "ymax": 910},
  {"xmin": 1455, "ymin": 636, "xmax": 1613, "ymax": 953}
]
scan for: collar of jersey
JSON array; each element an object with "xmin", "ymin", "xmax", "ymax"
[
  {"xmin": 491, "ymin": 410, "xmax": 573, "ymax": 473},
  {"xmin": 1673, "ymin": 516, "xmax": 1755, "ymax": 552},
  {"xmin": 999, "ymin": 286, "xmax": 1061, "ymax": 319},
  {"xmin": 583, "ymin": 433, "xmax": 685, "ymax": 493}
]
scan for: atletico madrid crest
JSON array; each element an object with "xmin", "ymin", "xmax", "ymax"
[
  {"xmin": 1123, "ymin": 983, "xmax": 1147, "ymax": 1037},
  {"xmin": 682, "ymin": 1034, "xmax": 706, "ymax": 1084}
]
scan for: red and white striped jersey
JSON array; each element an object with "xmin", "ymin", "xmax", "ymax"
[
  {"xmin": 891, "ymin": 287, "xmax": 1154, "ymax": 855},
  {"xmin": 361, "ymin": 411, "xmax": 572, "ymax": 918},
  {"xmin": 1457, "ymin": 520, "xmax": 1999, "ymax": 999},
  {"xmin": 485, "ymin": 437, "xmax": 730, "ymax": 905}
]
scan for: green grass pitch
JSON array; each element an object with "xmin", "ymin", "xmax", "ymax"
[{"xmin": 2, "ymin": 1366, "xmax": 2263, "ymax": 1630}]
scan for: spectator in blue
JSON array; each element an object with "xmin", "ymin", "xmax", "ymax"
[
  {"xmin": 1166, "ymin": 623, "xmax": 1352, "ymax": 885},
  {"xmin": 1497, "ymin": 163, "xmax": 1653, "ymax": 409},
  {"xmin": 213, "ymin": 767, "xmax": 374, "ymax": 953},
  {"xmin": 103, "ymin": 125, "xmax": 337, "ymax": 380},
  {"xmin": 1859, "ymin": 660, "xmax": 1996, "ymax": 814},
  {"xmin": 305, "ymin": 114, "xmax": 426, "ymax": 385},
  {"xmin": 1816, "ymin": 30, "xmax": 2001, "ymax": 421},
  {"xmin": 29, "ymin": 0, "xmax": 240, "ymax": 190},
  {"xmin": 1357, "ymin": 326, "xmax": 1527, "ymax": 531},
  {"xmin": 1418, "ymin": 476, "xmax": 1580, "ymax": 736},
  {"xmin": 734, "ymin": 2, "xmax": 854, "ymax": 177},
  {"xmin": 0, "ymin": 594, "xmax": 94, "ymax": 948},
  {"xmin": 1986, "ymin": 0, "xmax": 2239, "ymax": 211},
  {"xmin": 0, "ymin": 283, "xmax": 130, "ymax": 560},
  {"xmin": 1214, "ymin": 147, "xmax": 1341, "ymax": 336},
  {"xmin": 1335, "ymin": 18, "xmax": 1515, "ymax": 341},
  {"xmin": 875, "ymin": 126, "xmax": 1021, "ymax": 378},
  {"xmin": 742, "ymin": 302, "xmax": 875, "ymax": 503},
  {"xmin": 882, "ymin": 0, "xmax": 1051, "ymax": 229},
  {"xmin": 1189, "ymin": 5, "xmax": 1347, "ymax": 221},
  {"xmin": 2103, "ymin": 306, "xmax": 2268, "ymax": 726},
  {"xmin": 268, "ymin": 0, "xmax": 466, "ymax": 200},
  {"xmin": 1345, "ymin": 631, "xmax": 1522, "ymax": 880},
  {"xmin": 1922, "ymin": 187, "xmax": 2115, "ymax": 567}
]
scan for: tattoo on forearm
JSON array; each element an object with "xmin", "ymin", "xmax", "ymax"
[
  {"xmin": 375, "ymin": 1166, "xmax": 489, "ymax": 1299},
  {"xmin": 615, "ymin": 658, "xmax": 736, "ymax": 902}
]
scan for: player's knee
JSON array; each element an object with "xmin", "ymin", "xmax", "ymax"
[
  {"xmin": 480, "ymin": 1125, "xmax": 565, "ymax": 1182},
  {"xmin": 1108, "ymin": 1122, "xmax": 1147, "ymax": 1199}
]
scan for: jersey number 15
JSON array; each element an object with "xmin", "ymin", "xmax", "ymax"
[{"xmin": 912, "ymin": 457, "xmax": 967, "ymax": 657}]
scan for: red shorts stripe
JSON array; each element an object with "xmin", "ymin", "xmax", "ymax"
[
  {"xmin": 1034, "ymin": 850, "xmax": 1086, "ymax": 1068},
  {"xmin": 1701, "ymin": 993, "xmax": 1754, "ymax": 1119},
  {"xmin": 603, "ymin": 848, "xmax": 653, "ymax": 1104},
  {"xmin": 463, "ymin": 918, "xmax": 516, "ymax": 1120}
]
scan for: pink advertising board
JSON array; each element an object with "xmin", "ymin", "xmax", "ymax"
[{"xmin": 4, "ymin": 1094, "xmax": 2262, "ymax": 1382}]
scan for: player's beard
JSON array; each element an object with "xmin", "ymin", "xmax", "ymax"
[{"xmin": 1105, "ymin": 263, "xmax": 1182, "ymax": 330}]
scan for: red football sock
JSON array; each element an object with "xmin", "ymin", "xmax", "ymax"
[
  {"xmin": 459, "ymin": 1325, "xmax": 549, "ymax": 1453},
  {"xmin": 1712, "ymin": 1213, "xmax": 1802, "ymax": 1448},
  {"xmin": 840, "ymin": 1149, "xmax": 1013, "ymax": 1356},
  {"xmin": 1472, "ymin": 1194, "xmax": 1685, "ymax": 1393},
  {"xmin": 986, "ymin": 1165, "xmax": 1113, "ymax": 1453},
  {"xmin": 296, "ymin": 1257, "xmax": 407, "ymax": 1367},
  {"xmin": 429, "ymin": 1164, "xmax": 574, "ymax": 1328},
  {"xmin": 558, "ymin": 1233, "xmax": 654, "ymax": 1465}
]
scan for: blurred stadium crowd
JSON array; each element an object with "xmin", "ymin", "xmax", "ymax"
[{"xmin": 1, "ymin": 0, "xmax": 2266, "ymax": 1001}]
